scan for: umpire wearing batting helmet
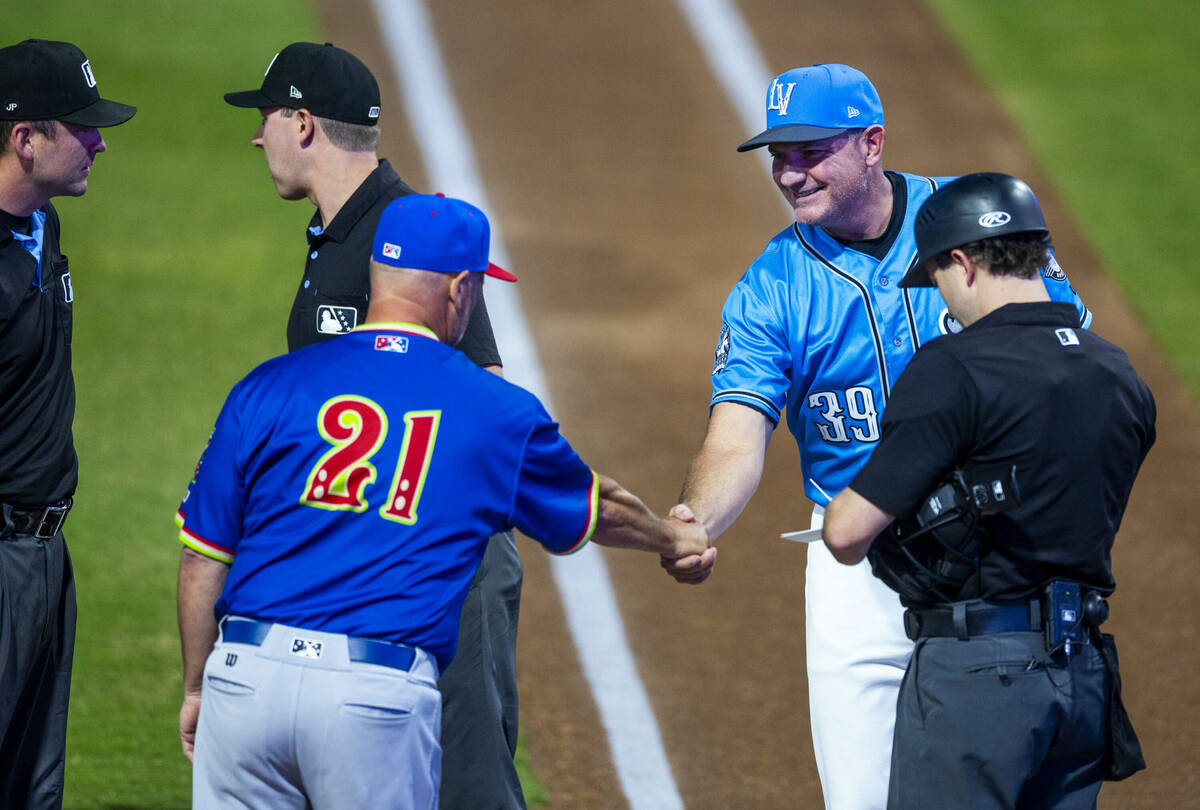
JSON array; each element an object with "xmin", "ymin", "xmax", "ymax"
[{"xmin": 823, "ymin": 173, "xmax": 1156, "ymax": 806}]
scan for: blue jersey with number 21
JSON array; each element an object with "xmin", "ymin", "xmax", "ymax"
[
  {"xmin": 177, "ymin": 324, "xmax": 597, "ymax": 670},
  {"xmin": 711, "ymin": 172, "xmax": 1091, "ymax": 505}
]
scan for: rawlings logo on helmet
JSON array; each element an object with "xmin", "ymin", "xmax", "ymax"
[{"xmin": 978, "ymin": 211, "xmax": 1012, "ymax": 228}]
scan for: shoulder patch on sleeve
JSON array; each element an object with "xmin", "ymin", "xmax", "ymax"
[
  {"xmin": 1042, "ymin": 255, "xmax": 1066, "ymax": 281},
  {"xmin": 712, "ymin": 322, "xmax": 731, "ymax": 375}
]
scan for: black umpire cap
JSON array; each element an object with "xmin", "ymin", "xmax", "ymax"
[
  {"xmin": 224, "ymin": 42, "xmax": 381, "ymax": 126},
  {"xmin": 901, "ymin": 172, "xmax": 1049, "ymax": 287},
  {"xmin": 0, "ymin": 39, "xmax": 136, "ymax": 127}
]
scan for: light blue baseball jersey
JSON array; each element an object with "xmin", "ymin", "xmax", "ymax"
[
  {"xmin": 177, "ymin": 323, "xmax": 597, "ymax": 669},
  {"xmin": 711, "ymin": 171, "xmax": 1091, "ymax": 505}
]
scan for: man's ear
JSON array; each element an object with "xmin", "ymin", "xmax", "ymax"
[
  {"xmin": 293, "ymin": 108, "xmax": 317, "ymax": 147},
  {"xmin": 447, "ymin": 270, "xmax": 474, "ymax": 307},
  {"xmin": 9, "ymin": 122, "xmax": 38, "ymax": 160},
  {"xmin": 951, "ymin": 249, "xmax": 982, "ymax": 287},
  {"xmin": 860, "ymin": 124, "xmax": 885, "ymax": 167}
]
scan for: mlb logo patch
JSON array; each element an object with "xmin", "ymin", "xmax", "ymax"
[
  {"xmin": 375, "ymin": 335, "xmax": 410, "ymax": 353},
  {"xmin": 316, "ymin": 305, "xmax": 357, "ymax": 335},
  {"xmin": 1056, "ymin": 328, "xmax": 1080, "ymax": 347},
  {"xmin": 290, "ymin": 637, "xmax": 323, "ymax": 660},
  {"xmin": 381, "ymin": 242, "xmax": 402, "ymax": 260}
]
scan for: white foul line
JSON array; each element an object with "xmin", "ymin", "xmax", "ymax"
[
  {"xmin": 369, "ymin": 1, "xmax": 684, "ymax": 807},
  {"xmin": 671, "ymin": 0, "xmax": 779, "ymax": 175}
]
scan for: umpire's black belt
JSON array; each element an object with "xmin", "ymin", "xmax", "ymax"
[
  {"xmin": 904, "ymin": 599, "xmax": 1042, "ymax": 641},
  {"xmin": 2, "ymin": 499, "xmax": 72, "ymax": 539},
  {"xmin": 222, "ymin": 619, "xmax": 418, "ymax": 672}
]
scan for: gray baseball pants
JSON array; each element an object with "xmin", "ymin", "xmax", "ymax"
[{"xmin": 193, "ymin": 619, "xmax": 442, "ymax": 809}]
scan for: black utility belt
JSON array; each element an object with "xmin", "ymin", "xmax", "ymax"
[
  {"xmin": 1, "ymin": 499, "xmax": 73, "ymax": 539},
  {"xmin": 904, "ymin": 580, "xmax": 1110, "ymax": 656}
]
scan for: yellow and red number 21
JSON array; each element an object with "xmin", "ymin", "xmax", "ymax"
[{"xmin": 301, "ymin": 395, "xmax": 441, "ymax": 525}]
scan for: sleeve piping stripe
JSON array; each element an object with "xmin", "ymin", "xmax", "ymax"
[
  {"xmin": 711, "ymin": 390, "xmax": 781, "ymax": 423},
  {"xmin": 551, "ymin": 469, "xmax": 598, "ymax": 556},
  {"xmin": 179, "ymin": 527, "xmax": 234, "ymax": 564}
]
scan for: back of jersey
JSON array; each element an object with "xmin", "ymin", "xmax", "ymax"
[{"xmin": 180, "ymin": 325, "xmax": 595, "ymax": 668}]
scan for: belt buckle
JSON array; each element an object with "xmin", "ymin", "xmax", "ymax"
[
  {"xmin": 34, "ymin": 499, "xmax": 71, "ymax": 539},
  {"xmin": 902, "ymin": 609, "xmax": 922, "ymax": 641}
]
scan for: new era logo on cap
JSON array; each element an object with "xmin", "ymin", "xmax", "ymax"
[{"xmin": 289, "ymin": 85, "xmax": 302, "ymax": 99}]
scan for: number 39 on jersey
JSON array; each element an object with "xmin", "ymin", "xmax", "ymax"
[
  {"xmin": 808, "ymin": 386, "xmax": 881, "ymax": 444},
  {"xmin": 301, "ymin": 395, "xmax": 441, "ymax": 525}
]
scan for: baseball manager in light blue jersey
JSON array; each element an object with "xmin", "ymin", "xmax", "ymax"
[
  {"xmin": 175, "ymin": 194, "xmax": 708, "ymax": 808},
  {"xmin": 664, "ymin": 64, "xmax": 1089, "ymax": 809}
]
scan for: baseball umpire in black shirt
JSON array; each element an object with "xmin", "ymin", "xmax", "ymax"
[
  {"xmin": 0, "ymin": 39, "xmax": 135, "ymax": 809},
  {"xmin": 822, "ymin": 172, "xmax": 1156, "ymax": 808}
]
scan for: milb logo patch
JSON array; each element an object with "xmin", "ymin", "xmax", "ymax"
[
  {"xmin": 290, "ymin": 638, "xmax": 323, "ymax": 660},
  {"xmin": 375, "ymin": 335, "xmax": 410, "ymax": 353},
  {"xmin": 316, "ymin": 305, "xmax": 358, "ymax": 335}
]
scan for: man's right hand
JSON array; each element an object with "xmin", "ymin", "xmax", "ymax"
[{"xmin": 661, "ymin": 503, "xmax": 717, "ymax": 584}]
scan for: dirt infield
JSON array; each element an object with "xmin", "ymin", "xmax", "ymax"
[{"xmin": 323, "ymin": 1, "xmax": 1199, "ymax": 806}]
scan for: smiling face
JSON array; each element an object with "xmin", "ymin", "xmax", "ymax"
[
  {"xmin": 31, "ymin": 121, "xmax": 106, "ymax": 199},
  {"xmin": 769, "ymin": 126, "xmax": 885, "ymax": 238}
]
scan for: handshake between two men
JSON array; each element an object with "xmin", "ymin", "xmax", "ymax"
[{"xmin": 591, "ymin": 474, "xmax": 715, "ymax": 577}]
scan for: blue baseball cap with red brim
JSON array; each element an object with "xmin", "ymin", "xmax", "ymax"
[{"xmin": 372, "ymin": 194, "xmax": 517, "ymax": 282}]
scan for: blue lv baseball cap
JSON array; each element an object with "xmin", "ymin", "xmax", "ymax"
[
  {"xmin": 372, "ymin": 194, "xmax": 517, "ymax": 281},
  {"xmin": 737, "ymin": 64, "xmax": 884, "ymax": 152}
]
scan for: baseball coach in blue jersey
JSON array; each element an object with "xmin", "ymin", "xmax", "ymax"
[
  {"xmin": 823, "ymin": 173, "xmax": 1153, "ymax": 807},
  {"xmin": 175, "ymin": 194, "xmax": 708, "ymax": 808},
  {"xmin": 224, "ymin": 42, "xmax": 523, "ymax": 810},
  {"xmin": 663, "ymin": 65, "xmax": 1091, "ymax": 808}
]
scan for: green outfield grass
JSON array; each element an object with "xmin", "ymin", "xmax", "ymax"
[{"xmin": 924, "ymin": 0, "xmax": 1200, "ymax": 400}]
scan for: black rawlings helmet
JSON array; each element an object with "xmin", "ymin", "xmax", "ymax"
[{"xmin": 900, "ymin": 172, "xmax": 1049, "ymax": 287}]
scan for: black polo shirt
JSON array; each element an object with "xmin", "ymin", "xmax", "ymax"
[
  {"xmin": 852, "ymin": 301, "xmax": 1156, "ymax": 600},
  {"xmin": 0, "ymin": 202, "xmax": 77, "ymax": 505},
  {"xmin": 286, "ymin": 159, "xmax": 502, "ymax": 367}
]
